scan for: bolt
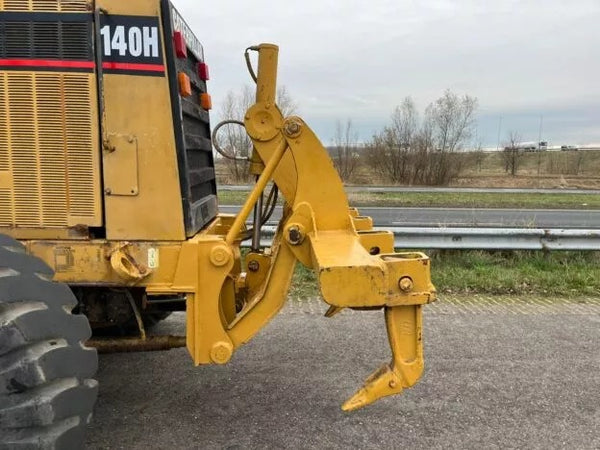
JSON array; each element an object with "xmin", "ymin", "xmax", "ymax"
[
  {"xmin": 247, "ymin": 260, "xmax": 260, "ymax": 272},
  {"xmin": 104, "ymin": 188, "xmax": 112, "ymax": 195},
  {"xmin": 283, "ymin": 119, "xmax": 302, "ymax": 137},
  {"xmin": 398, "ymin": 276, "xmax": 414, "ymax": 292},
  {"xmin": 287, "ymin": 226, "xmax": 303, "ymax": 245},
  {"xmin": 389, "ymin": 380, "xmax": 397, "ymax": 388}
]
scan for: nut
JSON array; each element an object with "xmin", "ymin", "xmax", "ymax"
[
  {"xmin": 247, "ymin": 260, "xmax": 260, "ymax": 272},
  {"xmin": 398, "ymin": 276, "xmax": 414, "ymax": 292},
  {"xmin": 283, "ymin": 118, "xmax": 302, "ymax": 138},
  {"xmin": 287, "ymin": 225, "xmax": 303, "ymax": 245}
]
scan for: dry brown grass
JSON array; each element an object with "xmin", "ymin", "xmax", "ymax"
[
  {"xmin": 216, "ymin": 150, "xmax": 600, "ymax": 189},
  {"xmin": 455, "ymin": 150, "xmax": 600, "ymax": 188},
  {"xmin": 349, "ymin": 150, "xmax": 600, "ymax": 188}
]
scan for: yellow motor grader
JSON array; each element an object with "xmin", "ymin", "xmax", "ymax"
[{"xmin": 0, "ymin": 0, "xmax": 435, "ymax": 447}]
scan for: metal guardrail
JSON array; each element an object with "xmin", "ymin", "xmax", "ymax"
[
  {"xmin": 255, "ymin": 226, "xmax": 600, "ymax": 250},
  {"xmin": 374, "ymin": 227, "xmax": 600, "ymax": 250}
]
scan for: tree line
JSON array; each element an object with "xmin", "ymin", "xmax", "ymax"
[
  {"xmin": 216, "ymin": 87, "xmax": 480, "ymax": 185},
  {"xmin": 337, "ymin": 91, "xmax": 478, "ymax": 185}
]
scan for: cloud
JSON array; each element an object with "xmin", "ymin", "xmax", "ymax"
[{"xmin": 171, "ymin": 0, "xmax": 600, "ymax": 146}]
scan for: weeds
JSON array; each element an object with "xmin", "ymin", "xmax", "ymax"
[
  {"xmin": 429, "ymin": 250, "xmax": 599, "ymax": 297},
  {"xmin": 287, "ymin": 250, "xmax": 600, "ymax": 299}
]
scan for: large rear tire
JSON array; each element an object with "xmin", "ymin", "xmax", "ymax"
[{"xmin": 0, "ymin": 236, "xmax": 98, "ymax": 449}]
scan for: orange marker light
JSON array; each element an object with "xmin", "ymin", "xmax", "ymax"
[
  {"xmin": 178, "ymin": 72, "xmax": 192, "ymax": 97},
  {"xmin": 200, "ymin": 93, "xmax": 212, "ymax": 110}
]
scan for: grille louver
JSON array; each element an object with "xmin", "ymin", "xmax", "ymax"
[
  {"xmin": 0, "ymin": 0, "xmax": 90, "ymax": 12},
  {"xmin": 0, "ymin": 21, "xmax": 92, "ymax": 60},
  {"xmin": 0, "ymin": 71, "xmax": 101, "ymax": 228}
]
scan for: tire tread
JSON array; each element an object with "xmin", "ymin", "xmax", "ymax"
[{"xmin": 0, "ymin": 236, "xmax": 98, "ymax": 450}]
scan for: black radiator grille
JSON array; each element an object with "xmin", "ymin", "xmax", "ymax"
[{"xmin": 0, "ymin": 19, "xmax": 92, "ymax": 60}]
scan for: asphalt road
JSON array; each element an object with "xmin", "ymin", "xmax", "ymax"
[
  {"xmin": 220, "ymin": 205, "xmax": 600, "ymax": 229},
  {"xmin": 86, "ymin": 296, "xmax": 600, "ymax": 449},
  {"xmin": 221, "ymin": 185, "xmax": 600, "ymax": 195}
]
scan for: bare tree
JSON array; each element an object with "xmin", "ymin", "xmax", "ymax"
[
  {"xmin": 216, "ymin": 87, "xmax": 253, "ymax": 182},
  {"xmin": 391, "ymin": 97, "xmax": 419, "ymax": 148},
  {"xmin": 274, "ymin": 85, "xmax": 298, "ymax": 117},
  {"xmin": 428, "ymin": 89, "xmax": 478, "ymax": 152},
  {"xmin": 502, "ymin": 130, "xmax": 524, "ymax": 176},
  {"xmin": 332, "ymin": 119, "xmax": 360, "ymax": 182},
  {"xmin": 215, "ymin": 85, "xmax": 297, "ymax": 182},
  {"xmin": 367, "ymin": 91, "xmax": 478, "ymax": 185},
  {"xmin": 424, "ymin": 91, "xmax": 477, "ymax": 184},
  {"xmin": 473, "ymin": 143, "xmax": 485, "ymax": 172},
  {"xmin": 367, "ymin": 97, "xmax": 420, "ymax": 183}
]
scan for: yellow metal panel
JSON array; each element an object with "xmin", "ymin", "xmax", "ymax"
[
  {"xmin": 103, "ymin": 133, "xmax": 139, "ymax": 196},
  {"xmin": 37, "ymin": 74, "xmax": 68, "ymax": 226},
  {"xmin": 21, "ymin": 216, "xmax": 229, "ymax": 287},
  {"xmin": 101, "ymin": 73, "xmax": 185, "ymax": 240},
  {"xmin": 0, "ymin": 226, "xmax": 89, "ymax": 240},
  {"xmin": 27, "ymin": 239, "xmax": 183, "ymax": 285},
  {"xmin": 6, "ymin": 72, "xmax": 39, "ymax": 227},
  {"xmin": 0, "ymin": 71, "xmax": 102, "ymax": 228},
  {"xmin": 0, "ymin": 74, "xmax": 7, "ymax": 174},
  {"xmin": 0, "ymin": 190, "xmax": 10, "ymax": 225},
  {"xmin": 98, "ymin": 0, "xmax": 186, "ymax": 240},
  {"xmin": 62, "ymin": 74, "xmax": 102, "ymax": 225},
  {"xmin": 0, "ymin": 72, "xmax": 10, "ymax": 226}
]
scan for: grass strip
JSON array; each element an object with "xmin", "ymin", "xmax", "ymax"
[
  {"xmin": 218, "ymin": 190, "xmax": 600, "ymax": 209},
  {"xmin": 288, "ymin": 250, "xmax": 600, "ymax": 299}
]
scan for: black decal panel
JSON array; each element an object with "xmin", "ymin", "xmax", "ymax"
[{"xmin": 99, "ymin": 15, "xmax": 165, "ymax": 77}]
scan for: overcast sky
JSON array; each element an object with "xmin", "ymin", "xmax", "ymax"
[{"xmin": 172, "ymin": 0, "xmax": 600, "ymax": 148}]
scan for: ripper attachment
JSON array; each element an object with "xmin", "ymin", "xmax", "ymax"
[{"xmin": 206, "ymin": 44, "xmax": 436, "ymax": 410}]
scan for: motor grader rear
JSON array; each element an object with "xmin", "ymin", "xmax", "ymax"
[{"xmin": 0, "ymin": 0, "xmax": 435, "ymax": 447}]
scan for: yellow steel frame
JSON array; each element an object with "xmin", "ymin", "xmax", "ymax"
[{"xmin": 22, "ymin": 43, "xmax": 435, "ymax": 411}]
